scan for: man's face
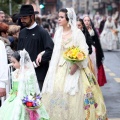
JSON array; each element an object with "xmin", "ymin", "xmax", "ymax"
[
  {"xmin": 20, "ymin": 15, "xmax": 32, "ymax": 27},
  {"xmin": 0, "ymin": 13, "xmax": 5, "ymax": 22}
]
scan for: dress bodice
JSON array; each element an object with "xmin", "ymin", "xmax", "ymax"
[
  {"xmin": 8, "ymin": 81, "xmax": 19, "ymax": 102},
  {"xmin": 8, "ymin": 69, "xmax": 19, "ymax": 102},
  {"xmin": 106, "ymin": 22, "xmax": 114, "ymax": 31},
  {"xmin": 106, "ymin": 24, "xmax": 113, "ymax": 29},
  {"xmin": 59, "ymin": 38, "xmax": 72, "ymax": 66},
  {"xmin": 11, "ymin": 81, "xmax": 19, "ymax": 92},
  {"xmin": 61, "ymin": 38, "xmax": 72, "ymax": 51}
]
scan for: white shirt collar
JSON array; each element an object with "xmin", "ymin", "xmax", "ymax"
[{"xmin": 26, "ymin": 22, "xmax": 37, "ymax": 29}]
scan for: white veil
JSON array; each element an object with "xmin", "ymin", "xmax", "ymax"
[
  {"xmin": 11, "ymin": 49, "xmax": 40, "ymax": 120},
  {"xmin": 42, "ymin": 8, "xmax": 88, "ymax": 95},
  {"xmin": 66, "ymin": 8, "xmax": 77, "ymax": 31}
]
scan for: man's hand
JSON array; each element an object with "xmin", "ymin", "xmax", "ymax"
[
  {"xmin": 36, "ymin": 51, "xmax": 45, "ymax": 66},
  {"xmin": 0, "ymin": 88, "xmax": 6, "ymax": 97},
  {"xmin": 70, "ymin": 64, "xmax": 78, "ymax": 75},
  {"xmin": 36, "ymin": 53, "xmax": 42, "ymax": 66}
]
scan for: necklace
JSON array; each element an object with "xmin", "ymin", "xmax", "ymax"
[{"xmin": 62, "ymin": 30, "xmax": 72, "ymax": 36}]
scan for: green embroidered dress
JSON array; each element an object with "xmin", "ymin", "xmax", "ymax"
[{"xmin": 0, "ymin": 69, "xmax": 49, "ymax": 120}]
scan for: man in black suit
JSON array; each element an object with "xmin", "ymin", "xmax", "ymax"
[{"xmin": 17, "ymin": 5, "xmax": 54, "ymax": 91}]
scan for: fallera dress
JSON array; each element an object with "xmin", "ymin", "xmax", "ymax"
[
  {"xmin": 0, "ymin": 69, "xmax": 49, "ymax": 120},
  {"xmin": 42, "ymin": 38, "xmax": 108, "ymax": 120},
  {"xmin": 100, "ymin": 20, "xmax": 118, "ymax": 50}
]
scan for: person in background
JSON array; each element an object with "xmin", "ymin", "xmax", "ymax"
[
  {"xmin": 0, "ymin": 39, "xmax": 8, "ymax": 98},
  {"xmin": 35, "ymin": 15, "xmax": 42, "ymax": 26},
  {"xmin": 77, "ymin": 18, "xmax": 93, "ymax": 54},
  {"xmin": 0, "ymin": 22, "xmax": 14, "ymax": 62},
  {"xmin": 11, "ymin": 13, "xmax": 19, "ymax": 24},
  {"xmin": 77, "ymin": 18, "xmax": 96, "ymax": 77},
  {"xmin": 0, "ymin": 11, "xmax": 5, "ymax": 22},
  {"xmin": 100, "ymin": 16, "xmax": 119, "ymax": 51},
  {"xmin": 83, "ymin": 15, "xmax": 107, "ymax": 86},
  {"xmin": 8, "ymin": 25, "xmax": 21, "ymax": 51},
  {"xmin": 99, "ymin": 16, "xmax": 107, "ymax": 34}
]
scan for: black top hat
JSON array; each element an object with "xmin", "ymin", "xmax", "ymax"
[{"xmin": 18, "ymin": 4, "xmax": 39, "ymax": 17}]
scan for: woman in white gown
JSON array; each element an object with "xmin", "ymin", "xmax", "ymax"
[
  {"xmin": 100, "ymin": 16, "xmax": 119, "ymax": 50},
  {"xmin": 42, "ymin": 8, "xmax": 108, "ymax": 120}
]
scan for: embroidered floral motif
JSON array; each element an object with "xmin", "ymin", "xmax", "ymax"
[
  {"xmin": 87, "ymin": 73, "xmax": 96, "ymax": 85},
  {"xmin": 96, "ymin": 115, "xmax": 108, "ymax": 120},
  {"xmin": 85, "ymin": 109, "xmax": 90, "ymax": 120},
  {"xmin": 49, "ymin": 93, "xmax": 68, "ymax": 110},
  {"xmin": 84, "ymin": 87, "xmax": 98, "ymax": 110}
]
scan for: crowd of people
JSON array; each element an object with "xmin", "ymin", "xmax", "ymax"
[
  {"xmin": 0, "ymin": 3, "xmax": 120, "ymax": 120},
  {"xmin": 91, "ymin": 11, "xmax": 120, "ymax": 51}
]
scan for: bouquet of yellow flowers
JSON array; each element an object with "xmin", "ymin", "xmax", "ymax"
[{"xmin": 63, "ymin": 46, "xmax": 86, "ymax": 63}]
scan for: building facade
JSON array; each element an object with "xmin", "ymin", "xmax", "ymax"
[
  {"xmin": 60, "ymin": 0, "xmax": 120, "ymax": 15},
  {"xmin": 44, "ymin": 0, "xmax": 57, "ymax": 14}
]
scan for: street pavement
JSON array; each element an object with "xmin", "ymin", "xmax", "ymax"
[{"xmin": 101, "ymin": 49, "xmax": 120, "ymax": 120}]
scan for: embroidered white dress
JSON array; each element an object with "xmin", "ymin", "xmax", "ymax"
[
  {"xmin": 100, "ymin": 21, "xmax": 118, "ymax": 50},
  {"xmin": 42, "ymin": 37, "xmax": 108, "ymax": 120}
]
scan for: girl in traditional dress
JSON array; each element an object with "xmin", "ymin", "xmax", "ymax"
[
  {"xmin": 42, "ymin": 8, "xmax": 108, "ymax": 120},
  {"xmin": 0, "ymin": 50, "xmax": 49, "ymax": 120}
]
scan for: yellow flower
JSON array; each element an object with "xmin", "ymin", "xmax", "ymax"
[
  {"xmin": 63, "ymin": 46, "xmax": 86, "ymax": 62},
  {"xmin": 77, "ymin": 52, "xmax": 84, "ymax": 60}
]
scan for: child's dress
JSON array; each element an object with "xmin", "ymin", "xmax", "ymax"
[{"xmin": 0, "ymin": 69, "xmax": 49, "ymax": 120}]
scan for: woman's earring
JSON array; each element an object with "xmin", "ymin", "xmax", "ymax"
[{"xmin": 67, "ymin": 23, "xmax": 70, "ymax": 27}]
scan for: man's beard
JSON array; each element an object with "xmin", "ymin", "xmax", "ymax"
[{"xmin": 22, "ymin": 18, "xmax": 32, "ymax": 27}]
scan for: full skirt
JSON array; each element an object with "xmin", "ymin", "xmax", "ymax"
[{"xmin": 42, "ymin": 62, "xmax": 108, "ymax": 120}]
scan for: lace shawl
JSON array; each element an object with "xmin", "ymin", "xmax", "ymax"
[{"xmin": 42, "ymin": 8, "xmax": 88, "ymax": 95}]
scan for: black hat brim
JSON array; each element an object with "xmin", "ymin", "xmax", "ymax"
[{"xmin": 18, "ymin": 11, "xmax": 39, "ymax": 17}]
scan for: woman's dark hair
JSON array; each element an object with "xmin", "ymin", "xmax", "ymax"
[
  {"xmin": 83, "ymin": 16, "xmax": 104, "ymax": 67},
  {"xmin": 78, "ymin": 18, "xmax": 85, "ymax": 27},
  {"xmin": 59, "ymin": 8, "xmax": 69, "ymax": 21},
  {"xmin": 43, "ymin": 23, "xmax": 50, "ymax": 32},
  {"xmin": 77, "ymin": 18, "xmax": 93, "ymax": 55},
  {"xmin": 11, "ymin": 51, "xmax": 20, "ymax": 62},
  {"xmin": 11, "ymin": 13, "xmax": 19, "ymax": 23}
]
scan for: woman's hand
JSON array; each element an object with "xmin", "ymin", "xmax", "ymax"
[{"xmin": 69, "ymin": 64, "xmax": 78, "ymax": 75}]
